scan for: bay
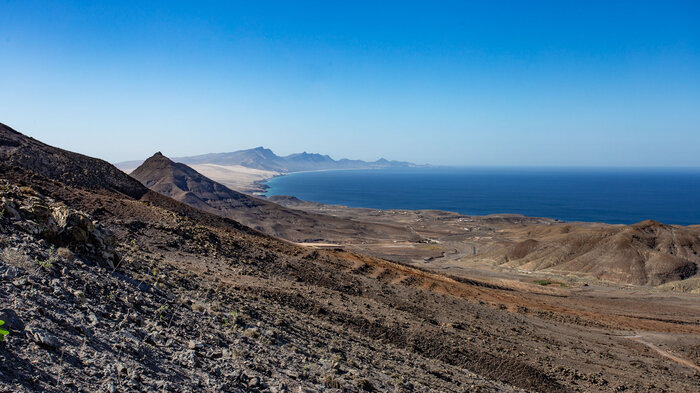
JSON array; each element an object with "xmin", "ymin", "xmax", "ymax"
[{"xmin": 264, "ymin": 167, "xmax": 700, "ymax": 225}]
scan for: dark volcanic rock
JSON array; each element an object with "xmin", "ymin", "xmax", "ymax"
[{"xmin": 0, "ymin": 309, "xmax": 24, "ymax": 333}]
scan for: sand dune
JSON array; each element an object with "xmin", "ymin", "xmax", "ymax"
[{"xmin": 188, "ymin": 163, "xmax": 279, "ymax": 194}]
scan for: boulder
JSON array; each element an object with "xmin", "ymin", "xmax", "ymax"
[
  {"xmin": 0, "ymin": 309, "xmax": 25, "ymax": 333},
  {"xmin": 52, "ymin": 206, "xmax": 95, "ymax": 234},
  {"xmin": 26, "ymin": 326, "xmax": 60, "ymax": 349}
]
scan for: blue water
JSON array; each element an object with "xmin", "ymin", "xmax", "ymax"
[{"xmin": 265, "ymin": 167, "xmax": 700, "ymax": 225}]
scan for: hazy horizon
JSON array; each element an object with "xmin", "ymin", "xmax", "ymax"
[
  {"xmin": 114, "ymin": 146, "xmax": 700, "ymax": 170},
  {"xmin": 2, "ymin": 1, "xmax": 699, "ymax": 166}
]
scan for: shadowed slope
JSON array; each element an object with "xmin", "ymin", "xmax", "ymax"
[
  {"xmin": 0, "ymin": 122, "xmax": 147, "ymax": 199},
  {"xmin": 131, "ymin": 152, "xmax": 266, "ymax": 211}
]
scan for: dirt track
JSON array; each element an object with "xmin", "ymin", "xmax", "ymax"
[{"xmin": 625, "ymin": 334, "xmax": 700, "ymax": 373}]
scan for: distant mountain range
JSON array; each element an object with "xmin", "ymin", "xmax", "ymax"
[
  {"xmin": 129, "ymin": 152, "xmax": 418, "ymax": 243},
  {"xmin": 116, "ymin": 147, "xmax": 417, "ymax": 173}
]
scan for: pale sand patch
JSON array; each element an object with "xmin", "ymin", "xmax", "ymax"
[
  {"xmin": 189, "ymin": 164, "xmax": 280, "ymax": 193},
  {"xmin": 120, "ymin": 166, "xmax": 140, "ymax": 174},
  {"xmin": 293, "ymin": 242, "xmax": 343, "ymax": 248}
]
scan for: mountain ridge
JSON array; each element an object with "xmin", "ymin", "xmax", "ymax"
[
  {"xmin": 0, "ymin": 122, "xmax": 147, "ymax": 199},
  {"xmin": 116, "ymin": 146, "xmax": 418, "ymax": 173}
]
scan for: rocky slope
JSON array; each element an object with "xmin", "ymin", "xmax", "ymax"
[
  {"xmin": 0, "ymin": 123, "xmax": 554, "ymax": 392},
  {"xmin": 0, "ymin": 125, "xmax": 145, "ymax": 199},
  {"xmin": 2, "ymin": 122, "xmax": 699, "ymax": 393},
  {"xmin": 1, "ymin": 181, "xmax": 537, "ymax": 393}
]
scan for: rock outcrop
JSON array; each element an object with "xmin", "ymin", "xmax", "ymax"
[{"xmin": 1, "ymin": 181, "xmax": 117, "ymax": 267}]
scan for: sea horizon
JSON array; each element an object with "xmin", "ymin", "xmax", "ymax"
[{"xmin": 265, "ymin": 166, "xmax": 700, "ymax": 226}]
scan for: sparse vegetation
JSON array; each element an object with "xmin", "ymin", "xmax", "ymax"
[
  {"xmin": 417, "ymin": 244, "xmax": 442, "ymax": 251},
  {"xmin": 56, "ymin": 247, "xmax": 75, "ymax": 261},
  {"xmin": 2, "ymin": 248, "xmax": 27, "ymax": 268},
  {"xmin": 35, "ymin": 245, "xmax": 58, "ymax": 270},
  {"xmin": 242, "ymin": 327, "xmax": 260, "ymax": 338},
  {"xmin": 0, "ymin": 320, "xmax": 9, "ymax": 340},
  {"xmin": 533, "ymin": 279, "xmax": 566, "ymax": 287},
  {"xmin": 356, "ymin": 378, "xmax": 376, "ymax": 391},
  {"xmin": 156, "ymin": 305, "xmax": 170, "ymax": 320},
  {"xmin": 323, "ymin": 374, "xmax": 343, "ymax": 389},
  {"xmin": 221, "ymin": 310, "xmax": 239, "ymax": 329}
]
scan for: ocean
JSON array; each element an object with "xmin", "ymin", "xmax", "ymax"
[{"xmin": 264, "ymin": 167, "xmax": 700, "ymax": 226}]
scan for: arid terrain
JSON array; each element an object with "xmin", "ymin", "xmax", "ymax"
[
  {"xmin": 270, "ymin": 197, "xmax": 700, "ymax": 289},
  {"xmin": 127, "ymin": 151, "xmax": 700, "ymax": 290},
  {"xmin": 130, "ymin": 152, "xmax": 419, "ymax": 245},
  {"xmin": 119, "ymin": 161, "xmax": 279, "ymax": 195},
  {"xmin": 2, "ymin": 122, "xmax": 700, "ymax": 393}
]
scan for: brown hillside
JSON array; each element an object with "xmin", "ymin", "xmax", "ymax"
[
  {"xmin": 2, "ymin": 123, "xmax": 700, "ymax": 393},
  {"xmin": 496, "ymin": 220, "xmax": 700, "ymax": 285}
]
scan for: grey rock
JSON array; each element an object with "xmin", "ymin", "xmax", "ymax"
[
  {"xmin": 177, "ymin": 350, "xmax": 198, "ymax": 367},
  {"xmin": 0, "ymin": 266, "xmax": 18, "ymax": 280},
  {"xmin": 87, "ymin": 313, "xmax": 98, "ymax": 326},
  {"xmin": 52, "ymin": 206, "xmax": 95, "ymax": 234},
  {"xmin": 0, "ymin": 309, "xmax": 25, "ymax": 332},
  {"xmin": 19, "ymin": 203, "xmax": 51, "ymax": 220},
  {"xmin": 2, "ymin": 204, "xmax": 21, "ymax": 220},
  {"xmin": 188, "ymin": 340, "xmax": 203, "ymax": 350},
  {"xmin": 121, "ymin": 330, "xmax": 139, "ymax": 343},
  {"xmin": 116, "ymin": 363, "xmax": 128, "ymax": 375},
  {"xmin": 26, "ymin": 327, "xmax": 60, "ymax": 349},
  {"xmin": 270, "ymin": 384, "xmax": 287, "ymax": 393}
]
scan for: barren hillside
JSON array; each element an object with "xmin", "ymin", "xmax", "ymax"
[{"xmin": 1, "ymin": 123, "xmax": 699, "ymax": 393}]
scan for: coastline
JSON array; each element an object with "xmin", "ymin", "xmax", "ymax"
[
  {"xmin": 256, "ymin": 167, "xmax": 700, "ymax": 226},
  {"xmin": 255, "ymin": 166, "xmax": 417, "ymax": 196}
]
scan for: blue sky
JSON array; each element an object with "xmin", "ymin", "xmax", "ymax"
[{"xmin": 1, "ymin": 1, "xmax": 699, "ymax": 166}]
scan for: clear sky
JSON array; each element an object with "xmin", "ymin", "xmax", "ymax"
[{"xmin": 1, "ymin": 1, "xmax": 699, "ymax": 166}]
